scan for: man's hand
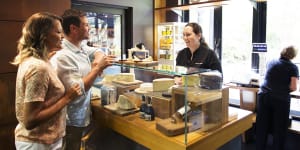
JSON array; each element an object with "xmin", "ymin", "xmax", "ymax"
[{"xmin": 92, "ymin": 51, "xmax": 116, "ymax": 74}]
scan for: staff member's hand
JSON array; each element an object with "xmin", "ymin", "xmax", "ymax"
[{"xmin": 174, "ymin": 76, "xmax": 182, "ymax": 85}]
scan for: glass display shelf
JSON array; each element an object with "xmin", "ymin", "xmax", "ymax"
[
  {"xmin": 154, "ymin": 0, "xmax": 229, "ymax": 11},
  {"xmin": 108, "ymin": 62, "xmax": 227, "ymax": 145},
  {"xmin": 112, "ymin": 62, "xmax": 211, "ymax": 76}
]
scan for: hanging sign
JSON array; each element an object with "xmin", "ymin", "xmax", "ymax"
[{"xmin": 252, "ymin": 43, "xmax": 267, "ymax": 52}]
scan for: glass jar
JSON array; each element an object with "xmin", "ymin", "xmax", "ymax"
[{"xmin": 100, "ymin": 83, "xmax": 117, "ymax": 106}]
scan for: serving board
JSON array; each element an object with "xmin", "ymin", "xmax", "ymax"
[
  {"xmin": 112, "ymin": 80, "xmax": 143, "ymax": 86},
  {"xmin": 135, "ymin": 61, "xmax": 159, "ymax": 67},
  {"xmin": 104, "ymin": 103, "xmax": 139, "ymax": 116},
  {"xmin": 118, "ymin": 60, "xmax": 158, "ymax": 67}
]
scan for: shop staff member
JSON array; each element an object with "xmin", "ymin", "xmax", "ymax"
[
  {"xmin": 256, "ymin": 46, "xmax": 299, "ymax": 150},
  {"xmin": 175, "ymin": 22, "xmax": 222, "ymax": 84},
  {"xmin": 50, "ymin": 9, "xmax": 115, "ymax": 150}
]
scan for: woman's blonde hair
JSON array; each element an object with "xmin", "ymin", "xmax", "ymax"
[
  {"xmin": 11, "ymin": 12, "xmax": 61, "ymax": 65},
  {"xmin": 280, "ymin": 45, "xmax": 298, "ymax": 60}
]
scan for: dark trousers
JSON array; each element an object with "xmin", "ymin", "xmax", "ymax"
[
  {"xmin": 256, "ymin": 93, "xmax": 290, "ymax": 150},
  {"xmin": 63, "ymin": 126, "xmax": 85, "ymax": 150}
]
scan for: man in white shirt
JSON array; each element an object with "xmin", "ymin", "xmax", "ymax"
[{"xmin": 50, "ymin": 9, "xmax": 115, "ymax": 150}]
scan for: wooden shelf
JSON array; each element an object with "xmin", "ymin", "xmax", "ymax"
[{"xmin": 155, "ymin": 0, "xmax": 229, "ymax": 11}]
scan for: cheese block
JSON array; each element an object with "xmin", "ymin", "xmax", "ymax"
[
  {"xmin": 114, "ymin": 73, "xmax": 135, "ymax": 82},
  {"xmin": 153, "ymin": 78, "xmax": 175, "ymax": 92},
  {"xmin": 117, "ymin": 95, "xmax": 136, "ymax": 110},
  {"xmin": 200, "ymin": 71, "xmax": 222, "ymax": 89},
  {"xmin": 102, "ymin": 74, "xmax": 115, "ymax": 83},
  {"xmin": 182, "ymin": 74, "xmax": 200, "ymax": 87}
]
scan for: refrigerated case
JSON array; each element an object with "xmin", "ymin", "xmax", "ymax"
[{"xmin": 157, "ymin": 22, "xmax": 186, "ymax": 71}]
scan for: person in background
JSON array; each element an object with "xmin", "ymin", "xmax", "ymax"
[
  {"xmin": 12, "ymin": 12, "xmax": 82, "ymax": 150},
  {"xmin": 50, "ymin": 9, "xmax": 115, "ymax": 150},
  {"xmin": 256, "ymin": 46, "xmax": 299, "ymax": 150},
  {"xmin": 175, "ymin": 22, "xmax": 222, "ymax": 85}
]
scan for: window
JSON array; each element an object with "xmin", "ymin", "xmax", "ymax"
[
  {"xmin": 189, "ymin": 7, "xmax": 215, "ymax": 48},
  {"xmin": 267, "ymin": 0, "xmax": 300, "ymax": 117},
  {"xmin": 178, "ymin": 0, "xmax": 300, "ymax": 112},
  {"xmin": 72, "ymin": 1, "xmax": 133, "ymax": 59},
  {"xmin": 72, "ymin": 1, "xmax": 133, "ymax": 84},
  {"xmin": 222, "ymin": 0, "xmax": 253, "ymax": 84},
  {"xmin": 86, "ymin": 12, "xmax": 121, "ymax": 56},
  {"xmin": 266, "ymin": 0, "xmax": 300, "ymax": 63},
  {"xmin": 221, "ymin": 0, "xmax": 254, "ymax": 106}
]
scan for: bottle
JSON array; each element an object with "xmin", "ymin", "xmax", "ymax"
[
  {"xmin": 170, "ymin": 105, "xmax": 191, "ymax": 124},
  {"xmin": 144, "ymin": 96, "xmax": 155, "ymax": 121},
  {"xmin": 139, "ymin": 95, "xmax": 147, "ymax": 119}
]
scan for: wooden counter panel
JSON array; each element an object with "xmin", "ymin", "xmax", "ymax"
[
  {"xmin": 186, "ymin": 107, "xmax": 253, "ymax": 150},
  {"xmin": 92, "ymin": 100, "xmax": 254, "ymax": 150},
  {"xmin": 92, "ymin": 100, "xmax": 185, "ymax": 150}
]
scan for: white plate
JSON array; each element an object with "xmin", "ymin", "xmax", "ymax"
[{"xmin": 134, "ymin": 88, "xmax": 151, "ymax": 94}]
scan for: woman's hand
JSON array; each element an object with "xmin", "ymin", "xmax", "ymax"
[{"xmin": 65, "ymin": 83, "xmax": 82, "ymax": 101}]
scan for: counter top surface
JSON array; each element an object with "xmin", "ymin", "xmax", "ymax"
[{"xmin": 91, "ymin": 100, "xmax": 254, "ymax": 150}]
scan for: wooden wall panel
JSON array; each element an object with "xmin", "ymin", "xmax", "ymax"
[
  {"xmin": 0, "ymin": 0, "xmax": 71, "ymax": 148},
  {"xmin": 0, "ymin": 0, "xmax": 71, "ymax": 74},
  {"xmin": 0, "ymin": 0, "xmax": 71, "ymax": 21},
  {"xmin": 0, "ymin": 73, "xmax": 17, "ymax": 125},
  {"xmin": 0, "ymin": 0, "xmax": 71, "ymax": 73},
  {"xmin": 0, "ymin": 22, "xmax": 22, "ymax": 73},
  {"xmin": 0, "ymin": 73, "xmax": 17, "ymax": 150}
]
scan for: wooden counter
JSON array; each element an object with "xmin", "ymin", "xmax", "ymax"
[{"xmin": 91, "ymin": 100, "xmax": 254, "ymax": 150}]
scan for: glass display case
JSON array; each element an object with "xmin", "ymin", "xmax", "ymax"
[
  {"xmin": 105, "ymin": 62, "xmax": 229, "ymax": 145},
  {"xmin": 157, "ymin": 22, "xmax": 186, "ymax": 72}
]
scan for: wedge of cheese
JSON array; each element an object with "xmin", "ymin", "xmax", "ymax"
[
  {"xmin": 153, "ymin": 78, "xmax": 174, "ymax": 92},
  {"xmin": 117, "ymin": 95, "xmax": 136, "ymax": 110},
  {"xmin": 182, "ymin": 74, "xmax": 200, "ymax": 87}
]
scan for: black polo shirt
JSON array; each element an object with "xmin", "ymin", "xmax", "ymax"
[{"xmin": 176, "ymin": 45, "xmax": 222, "ymax": 73}]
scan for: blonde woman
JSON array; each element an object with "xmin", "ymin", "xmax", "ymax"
[{"xmin": 12, "ymin": 12, "xmax": 81, "ymax": 150}]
